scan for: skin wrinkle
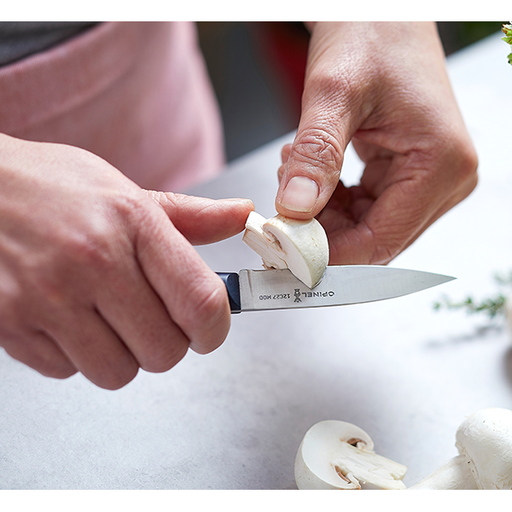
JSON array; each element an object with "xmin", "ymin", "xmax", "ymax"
[
  {"xmin": 368, "ymin": 178, "xmax": 431, "ymax": 235},
  {"xmin": 357, "ymin": 116, "xmax": 469, "ymax": 195},
  {"xmin": 315, "ymin": 27, "xmax": 381, "ymax": 100},
  {"xmin": 303, "ymin": 67, "xmax": 371, "ymax": 145},
  {"xmin": 365, "ymin": 173, "xmax": 452, "ymax": 264},
  {"xmin": 321, "ymin": 151, "xmax": 455, "ymax": 265},
  {"xmin": 291, "ymin": 127, "xmax": 343, "ymax": 174},
  {"xmin": 330, "ymin": 220, "xmax": 375, "ymax": 265},
  {"xmin": 354, "ymin": 95, "xmax": 447, "ymax": 156},
  {"xmin": 317, "ymin": 184, "xmax": 374, "ymax": 263}
]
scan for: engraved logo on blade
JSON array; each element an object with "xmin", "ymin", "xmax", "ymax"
[{"xmin": 257, "ymin": 288, "xmax": 336, "ymax": 305}]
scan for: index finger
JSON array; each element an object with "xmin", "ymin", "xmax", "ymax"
[{"xmin": 135, "ymin": 206, "xmax": 231, "ymax": 355}]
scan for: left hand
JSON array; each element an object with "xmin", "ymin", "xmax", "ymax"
[{"xmin": 275, "ymin": 22, "xmax": 478, "ymax": 264}]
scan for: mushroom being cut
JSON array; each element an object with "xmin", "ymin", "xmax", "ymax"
[
  {"xmin": 294, "ymin": 420, "xmax": 407, "ymax": 490},
  {"xmin": 410, "ymin": 408, "xmax": 512, "ymax": 489},
  {"xmin": 242, "ymin": 211, "xmax": 329, "ymax": 288}
]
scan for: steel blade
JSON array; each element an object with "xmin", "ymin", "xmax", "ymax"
[{"xmin": 238, "ymin": 265, "xmax": 454, "ymax": 312}]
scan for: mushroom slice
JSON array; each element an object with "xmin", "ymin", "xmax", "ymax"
[
  {"xmin": 410, "ymin": 408, "xmax": 512, "ymax": 489},
  {"xmin": 242, "ymin": 211, "xmax": 329, "ymax": 288},
  {"xmin": 295, "ymin": 420, "xmax": 407, "ymax": 490}
]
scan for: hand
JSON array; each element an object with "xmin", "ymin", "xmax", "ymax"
[
  {"xmin": 0, "ymin": 134, "xmax": 253, "ymax": 389},
  {"xmin": 275, "ymin": 22, "xmax": 478, "ymax": 264}
]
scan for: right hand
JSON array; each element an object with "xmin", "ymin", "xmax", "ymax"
[{"xmin": 0, "ymin": 134, "xmax": 253, "ymax": 389}]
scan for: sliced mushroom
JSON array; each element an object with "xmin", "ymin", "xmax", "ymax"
[
  {"xmin": 242, "ymin": 211, "xmax": 329, "ymax": 288},
  {"xmin": 410, "ymin": 408, "xmax": 512, "ymax": 489},
  {"xmin": 294, "ymin": 420, "xmax": 407, "ymax": 490}
]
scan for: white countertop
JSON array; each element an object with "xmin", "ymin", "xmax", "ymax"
[{"xmin": 1, "ymin": 31, "xmax": 511, "ymax": 491}]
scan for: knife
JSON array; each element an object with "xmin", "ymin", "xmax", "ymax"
[{"xmin": 217, "ymin": 266, "xmax": 454, "ymax": 314}]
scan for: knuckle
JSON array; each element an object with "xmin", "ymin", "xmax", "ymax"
[
  {"xmin": 306, "ymin": 64, "xmax": 368, "ymax": 117},
  {"xmin": 1, "ymin": 333, "xmax": 78, "ymax": 380},
  {"xmin": 292, "ymin": 128, "xmax": 344, "ymax": 176},
  {"xmin": 61, "ymin": 191, "xmax": 147, "ymax": 272},
  {"xmin": 84, "ymin": 345, "xmax": 141, "ymax": 390},
  {"xmin": 61, "ymin": 237, "xmax": 115, "ymax": 275},
  {"xmin": 457, "ymin": 141, "xmax": 479, "ymax": 187},
  {"xmin": 179, "ymin": 279, "xmax": 230, "ymax": 354},
  {"xmin": 435, "ymin": 133, "xmax": 479, "ymax": 199},
  {"xmin": 188, "ymin": 283, "xmax": 227, "ymax": 329},
  {"xmin": 308, "ymin": 65, "xmax": 355, "ymax": 100},
  {"xmin": 95, "ymin": 365, "xmax": 139, "ymax": 390},
  {"xmin": 33, "ymin": 201, "xmax": 143, "ymax": 300},
  {"xmin": 120, "ymin": 190, "xmax": 165, "ymax": 235},
  {"xmin": 139, "ymin": 340, "xmax": 188, "ymax": 374},
  {"xmin": 39, "ymin": 362, "xmax": 77, "ymax": 380}
]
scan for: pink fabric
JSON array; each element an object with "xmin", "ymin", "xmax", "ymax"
[{"xmin": 0, "ymin": 22, "xmax": 225, "ymax": 191}]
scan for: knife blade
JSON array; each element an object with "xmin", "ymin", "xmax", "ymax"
[{"xmin": 217, "ymin": 266, "xmax": 454, "ymax": 313}]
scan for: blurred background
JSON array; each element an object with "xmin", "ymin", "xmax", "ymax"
[{"xmin": 197, "ymin": 21, "xmax": 505, "ymax": 163}]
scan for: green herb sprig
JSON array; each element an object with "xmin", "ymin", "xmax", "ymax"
[
  {"xmin": 503, "ymin": 23, "xmax": 512, "ymax": 65},
  {"xmin": 433, "ymin": 271, "xmax": 512, "ymax": 319}
]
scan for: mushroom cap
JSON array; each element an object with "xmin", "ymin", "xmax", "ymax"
[
  {"xmin": 294, "ymin": 420, "xmax": 407, "ymax": 490},
  {"xmin": 243, "ymin": 212, "xmax": 329, "ymax": 288},
  {"xmin": 263, "ymin": 215, "xmax": 328, "ymax": 288},
  {"xmin": 455, "ymin": 408, "xmax": 512, "ymax": 489}
]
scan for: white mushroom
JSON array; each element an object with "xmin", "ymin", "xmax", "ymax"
[
  {"xmin": 505, "ymin": 297, "xmax": 512, "ymax": 336},
  {"xmin": 294, "ymin": 420, "xmax": 407, "ymax": 490},
  {"xmin": 242, "ymin": 211, "xmax": 329, "ymax": 288},
  {"xmin": 410, "ymin": 408, "xmax": 512, "ymax": 489}
]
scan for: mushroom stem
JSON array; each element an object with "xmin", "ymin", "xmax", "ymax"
[
  {"xmin": 329, "ymin": 442, "xmax": 408, "ymax": 490},
  {"xmin": 294, "ymin": 420, "xmax": 407, "ymax": 490},
  {"xmin": 409, "ymin": 455, "xmax": 476, "ymax": 490}
]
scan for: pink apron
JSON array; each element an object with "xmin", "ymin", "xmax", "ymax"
[{"xmin": 0, "ymin": 22, "xmax": 225, "ymax": 192}]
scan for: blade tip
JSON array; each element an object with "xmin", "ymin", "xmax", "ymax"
[{"xmin": 437, "ymin": 274, "xmax": 456, "ymax": 286}]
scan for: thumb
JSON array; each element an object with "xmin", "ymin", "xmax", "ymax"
[
  {"xmin": 145, "ymin": 191, "xmax": 254, "ymax": 245},
  {"xmin": 275, "ymin": 24, "xmax": 368, "ymax": 220},
  {"xmin": 275, "ymin": 114, "xmax": 355, "ymax": 221}
]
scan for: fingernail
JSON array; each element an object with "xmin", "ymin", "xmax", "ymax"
[{"xmin": 279, "ymin": 176, "xmax": 319, "ymax": 213}]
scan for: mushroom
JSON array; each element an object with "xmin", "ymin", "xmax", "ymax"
[
  {"xmin": 506, "ymin": 298, "xmax": 512, "ymax": 336},
  {"xmin": 294, "ymin": 420, "xmax": 407, "ymax": 490},
  {"xmin": 410, "ymin": 408, "xmax": 512, "ymax": 489},
  {"xmin": 242, "ymin": 211, "xmax": 329, "ymax": 288}
]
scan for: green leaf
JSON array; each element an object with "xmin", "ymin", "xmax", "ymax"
[{"xmin": 503, "ymin": 23, "xmax": 512, "ymax": 65}]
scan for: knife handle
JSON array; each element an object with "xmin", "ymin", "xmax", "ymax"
[{"xmin": 216, "ymin": 272, "xmax": 242, "ymax": 314}]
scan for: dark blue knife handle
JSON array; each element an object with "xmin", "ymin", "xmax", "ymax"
[{"xmin": 217, "ymin": 272, "xmax": 242, "ymax": 314}]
